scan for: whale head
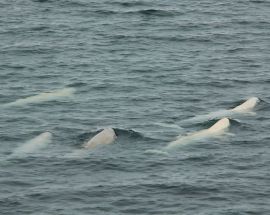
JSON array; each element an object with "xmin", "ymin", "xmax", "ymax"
[
  {"xmin": 232, "ymin": 97, "xmax": 259, "ymax": 112},
  {"xmin": 208, "ymin": 118, "xmax": 230, "ymax": 133}
]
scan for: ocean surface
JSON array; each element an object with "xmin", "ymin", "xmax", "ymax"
[{"xmin": 0, "ymin": 0, "xmax": 270, "ymax": 214}]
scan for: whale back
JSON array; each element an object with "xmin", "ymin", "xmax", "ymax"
[
  {"xmin": 208, "ymin": 118, "xmax": 230, "ymax": 132},
  {"xmin": 232, "ymin": 97, "xmax": 259, "ymax": 112},
  {"xmin": 84, "ymin": 128, "xmax": 116, "ymax": 149},
  {"xmin": 166, "ymin": 118, "xmax": 230, "ymax": 149},
  {"xmin": 5, "ymin": 88, "xmax": 75, "ymax": 106}
]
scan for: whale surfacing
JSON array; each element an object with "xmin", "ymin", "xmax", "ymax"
[
  {"xmin": 167, "ymin": 118, "xmax": 230, "ymax": 149},
  {"xmin": 208, "ymin": 117, "xmax": 230, "ymax": 133},
  {"xmin": 182, "ymin": 97, "xmax": 260, "ymax": 123},
  {"xmin": 232, "ymin": 97, "xmax": 259, "ymax": 113},
  {"xmin": 83, "ymin": 128, "xmax": 117, "ymax": 149}
]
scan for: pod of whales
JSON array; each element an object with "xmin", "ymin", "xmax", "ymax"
[
  {"xmin": 83, "ymin": 128, "xmax": 117, "ymax": 149},
  {"xmin": 4, "ymin": 87, "xmax": 75, "ymax": 107},
  {"xmin": 166, "ymin": 118, "xmax": 230, "ymax": 149},
  {"xmin": 6, "ymin": 97, "xmax": 260, "ymax": 156}
]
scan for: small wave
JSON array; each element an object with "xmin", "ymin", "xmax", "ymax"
[
  {"xmin": 182, "ymin": 154, "xmax": 214, "ymax": 162},
  {"xmin": 59, "ymin": 0, "xmax": 89, "ymax": 7},
  {"xmin": 67, "ymin": 82, "xmax": 87, "ymax": 88},
  {"xmin": 32, "ymin": 0, "xmax": 51, "ymax": 2},
  {"xmin": 94, "ymin": 8, "xmax": 177, "ymax": 17},
  {"xmin": 94, "ymin": 9, "xmax": 118, "ymax": 16},
  {"xmin": 140, "ymin": 182, "xmax": 219, "ymax": 195},
  {"xmin": 255, "ymin": 99, "xmax": 269, "ymax": 111},
  {"xmin": 30, "ymin": 26, "xmax": 49, "ymax": 31},
  {"xmin": 126, "ymin": 9, "xmax": 177, "ymax": 17},
  {"xmin": 0, "ymin": 180, "xmax": 33, "ymax": 187},
  {"xmin": 110, "ymin": 1, "xmax": 150, "ymax": 7},
  {"xmin": 250, "ymin": 0, "xmax": 267, "ymax": 3},
  {"xmin": 114, "ymin": 128, "xmax": 147, "ymax": 139}
]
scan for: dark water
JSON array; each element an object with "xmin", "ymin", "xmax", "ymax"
[{"xmin": 1, "ymin": 0, "xmax": 270, "ymax": 214}]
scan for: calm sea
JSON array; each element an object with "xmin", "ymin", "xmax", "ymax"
[{"xmin": 0, "ymin": 0, "xmax": 269, "ymax": 214}]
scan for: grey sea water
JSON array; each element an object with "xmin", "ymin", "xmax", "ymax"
[{"xmin": 0, "ymin": 0, "xmax": 270, "ymax": 214}]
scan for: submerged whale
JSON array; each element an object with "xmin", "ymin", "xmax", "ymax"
[
  {"xmin": 12, "ymin": 132, "xmax": 52, "ymax": 156},
  {"xmin": 166, "ymin": 118, "xmax": 230, "ymax": 149},
  {"xmin": 83, "ymin": 128, "xmax": 117, "ymax": 149},
  {"xmin": 4, "ymin": 87, "xmax": 75, "ymax": 106}
]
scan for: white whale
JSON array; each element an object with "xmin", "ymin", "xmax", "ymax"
[
  {"xmin": 232, "ymin": 97, "xmax": 259, "ymax": 113},
  {"xmin": 83, "ymin": 128, "xmax": 117, "ymax": 149},
  {"xmin": 182, "ymin": 97, "xmax": 259, "ymax": 123},
  {"xmin": 12, "ymin": 132, "xmax": 52, "ymax": 156},
  {"xmin": 4, "ymin": 87, "xmax": 75, "ymax": 106},
  {"xmin": 166, "ymin": 118, "xmax": 230, "ymax": 149}
]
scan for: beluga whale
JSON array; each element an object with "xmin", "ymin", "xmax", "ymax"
[
  {"xmin": 4, "ymin": 87, "xmax": 75, "ymax": 107},
  {"xmin": 231, "ymin": 97, "xmax": 259, "ymax": 113},
  {"xmin": 83, "ymin": 128, "xmax": 117, "ymax": 149},
  {"xmin": 182, "ymin": 97, "xmax": 259, "ymax": 123},
  {"xmin": 166, "ymin": 118, "xmax": 230, "ymax": 149}
]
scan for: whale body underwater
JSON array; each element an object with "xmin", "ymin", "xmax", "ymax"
[
  {"xmin": 11, "ymin": 132, "xmax": 52, "ymax": 156},
  {"xmin": 4, "ymin": 88, "xmax": 75, "ymax": 107}
]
